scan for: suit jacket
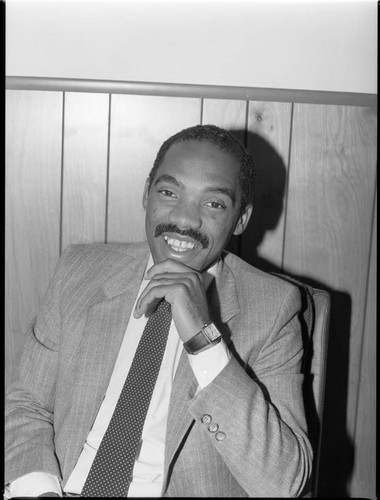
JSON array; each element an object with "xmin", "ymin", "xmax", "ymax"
[{"xmin": 5, "ymin": 242, "xmax": 312, "ymax": 497}]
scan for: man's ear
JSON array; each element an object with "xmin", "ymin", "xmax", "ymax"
[
  {"xmin": 142, "ymin": 178, "xmax": 150, "ymax": 210},
  {"xmin": 233, "ymin": 204, "xmax": 253, "ymax": 236}
]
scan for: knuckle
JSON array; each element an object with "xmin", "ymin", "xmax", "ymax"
[{"xmin": 177, "ymin": 282, "xmax": 189, "ymax": 295}]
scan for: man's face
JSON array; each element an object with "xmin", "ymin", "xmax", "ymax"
[{"xmin": 143, "ymin": 140, "xmax": 252, "ymax": 272}]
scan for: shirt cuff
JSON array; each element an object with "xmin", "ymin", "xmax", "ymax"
[
  {"xmin": 5, "ymin": 472, "xmax": 62, "ymax": 498},
  {"xmin": 187, "ymin": 339, "xmax": 230, "ymax": 389}
]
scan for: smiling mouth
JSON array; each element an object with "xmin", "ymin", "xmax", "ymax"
[{"xmin": 163, "ymin": 235, "xmax": 197, "ymax": 252}]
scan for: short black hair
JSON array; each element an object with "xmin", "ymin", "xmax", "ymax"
[{"xmin": 148, "ymin": 124, "xmax": 255, "ymax": 215}]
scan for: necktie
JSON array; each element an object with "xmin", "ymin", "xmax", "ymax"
[{"xmin": 81, "ymin": 299, "xmax": 172, "ymax": 497}]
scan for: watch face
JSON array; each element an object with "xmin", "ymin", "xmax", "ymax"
[{"xmin": 203, "ymin": 323, "xmax": 221, "ymax": 342}]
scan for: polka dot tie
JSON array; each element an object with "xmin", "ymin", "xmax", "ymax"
[{"xmin": 81, "ymin": 299, "xmax": 172, "ymax": 497}]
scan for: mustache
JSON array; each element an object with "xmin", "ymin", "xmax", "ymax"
[{"xmin": 154, "ymin": 223, "xmax": 209, "ymax": 249}]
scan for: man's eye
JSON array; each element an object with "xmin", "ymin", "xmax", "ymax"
[
  {"xmin": 159, "ymin": 189, "xmax": 176, "ymax": 197},
  {"xmin": 205, "ymin": 201, "xmax": 226, "ymax": 210}
]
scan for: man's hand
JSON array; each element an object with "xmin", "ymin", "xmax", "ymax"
[{"xmin": 134, "ymin": 259, "xmax": 210, "ymax": 343}]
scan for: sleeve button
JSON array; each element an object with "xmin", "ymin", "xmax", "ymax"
[
  {"xmin": 215, "ymin": 431, "xmax": 226, "ymax": 441},
  {"xmin": 201, "ymin": 414, "xmax": 212, "ymax": 425},
  {"xmin": 208, "ymin": 422, "xmax": 219, "ymax": 433}
]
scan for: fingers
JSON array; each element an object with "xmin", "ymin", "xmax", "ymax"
[
  {"xmin": 134, "ymin": 276, "xmax": 196, "ymax": 318},
  {"xmin": 145, "ymin": 259, "xmax": 202, "ymax": 280},
  {"xmin": 145, "ymin": 272, "xmax": 203, "ymax": 287},
  {"xmin": 133, "ymin": 283, "xmax": 172, "ymax": 318},
  {"xmin": 134, "ymin": 260, "xmax": 210, "ymax": 340}
]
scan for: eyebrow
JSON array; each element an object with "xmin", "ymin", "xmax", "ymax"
[
  {"xmin": 154, "ymin": 174, "xmax": 182, "ymax": 188},
  {"xmin": 154, "ymin": 173, "xmax": 236, "ymax": 205}
]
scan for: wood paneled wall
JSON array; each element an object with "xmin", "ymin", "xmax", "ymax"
[{"xmin": 5, "ymin": 86, "xmax": 377, "ymax": 498}]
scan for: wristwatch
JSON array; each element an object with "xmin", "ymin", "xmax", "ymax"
[{"xmin": 183, "ymin": 322, "xmax": 222, "ymax": 355}]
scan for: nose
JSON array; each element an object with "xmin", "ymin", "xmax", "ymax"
[{"xmin": 168, "ymin": 199, "xmax": 202, "ymax": 230}]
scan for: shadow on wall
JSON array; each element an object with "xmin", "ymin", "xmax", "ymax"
[{"xmin": 226, "ymin": 130, "xmax": 354, "ymax": 498}]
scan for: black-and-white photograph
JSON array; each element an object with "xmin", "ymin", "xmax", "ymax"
[{"xmin": 4, "ymin": 0, "xmax": 377, "ymax": 497}]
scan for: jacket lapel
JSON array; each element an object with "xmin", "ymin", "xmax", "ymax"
[
  {"xmin": 209, "ymin": 255, "xmax": 240, "ymax": 325},
  {"xmin": 163, "ymin": 350, "xmax": 198, "ymax": 479},
  {"xmin": 163, "ymin": 255, "xmax": 240, "ymax": 486},
  {"xmin": 66, "ymin": 245, "xmax": 151, "ymax": 471},
  {"xmin": 87, "ymin": 242, "xmax": 150, "ymax": 308}
]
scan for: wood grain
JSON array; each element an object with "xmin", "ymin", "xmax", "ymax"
[
  {"xmin": 349, "ymin": 191, "xmax": 376, "ymax": 499},
  {"xmin": 241, "ymin": 101, "xmax": 293, "ymax": 271},
  {"xmin": 5, "ymin": 90, "xmax": 63, "ymax": 385},
  {"xmin": 61, "ymin": 92, "xmax": 109, "ymax": 250},
  {"xmin": 283, "ymin": 104, "xmax": 377, "ymax": 441},
  {"xmin": 201, "ymin": 98, "xmax": 247, "ymax": 140},
  {"xmin": 107, "ymin": 94, "xmax": 201, "ymax": 243}
]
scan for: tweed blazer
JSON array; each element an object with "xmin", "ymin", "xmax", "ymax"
[{"xmin": 5, "ymin": 242, "xmax": 312, "ymax": 497}]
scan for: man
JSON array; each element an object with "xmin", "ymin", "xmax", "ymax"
[{"xmin": 5, "ymin": 125, "xmax": 312, "ymax": 497}]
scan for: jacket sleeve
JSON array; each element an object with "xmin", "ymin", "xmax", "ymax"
[
  {"xmin": 4, "ymin": 247, "xmax": 73, "ymax": 485},
  {"xmin": 187, "ymin": 285, "xmax": 313, "ymax": 497}
]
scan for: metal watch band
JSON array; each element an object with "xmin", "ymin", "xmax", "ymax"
[{"xmin": 183, "ymin": 322, "xmax": 222, "ymax": 355}]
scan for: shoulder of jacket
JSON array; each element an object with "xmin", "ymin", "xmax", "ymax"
[
  {"xmin": 222, "ymin": 250, "xmax": 299, "ymax": 296},
  {"xmin": 53, "ymin": 241, "xmax": 149, "ymax": 286},
  {"xmin": 61, "ymin": 241, "xmax": 149, "ymax": 262}
]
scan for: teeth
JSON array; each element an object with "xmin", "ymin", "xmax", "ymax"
[{"xmin": 164, "ymin": 236, "xmax": 196, "ymax": 252}]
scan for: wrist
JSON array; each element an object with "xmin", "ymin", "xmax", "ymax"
[{"xmin": 183, "ymin": 322, "xmax": 222, "ymax": 355}]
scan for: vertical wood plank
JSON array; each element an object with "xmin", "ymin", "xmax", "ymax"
[
  {"xmin": 284, "ymin": 104, "xmax": 377, "ymax": 496},
  {"xmin": 61, "ymin": 92, "xmax": 109, "ymax": 250},
  {"xmin": 201, "ymin": 98, "xmax": 247, "ymax": 255},
  {"xmin": 202, "ymin": 98, "xmax": 247, "ymax": 141},
  {"xmin": 241, "ymin": 101, "xmax": 292, "ymax": 271},
  {"xmin": 4, "ymin": 86, "xmax": 377, "ymax": 500},
  {"xmin": 107, "ymin": 95, "xmax": 201, "ymax": 243},
  {"xmin": 349, "ymin": 191, "xmax": 376, "ymax": 499},
  {"xmin": 5, "ymin": 90, "xmax": 62, "ymax": 386}
]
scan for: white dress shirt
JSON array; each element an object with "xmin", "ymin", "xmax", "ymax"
[{"xmin": 7, "ymin": 255, "xmax": 230, "ymax": 498}]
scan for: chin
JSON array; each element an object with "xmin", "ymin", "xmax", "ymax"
[{"xmin": 151, "ymin": 238, "xmax": 209, "ymax": 271}]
